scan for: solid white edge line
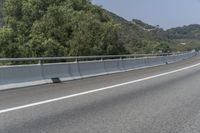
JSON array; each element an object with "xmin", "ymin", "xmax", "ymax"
[{"xmin": 0, "ymin": 62, "xmax": 200, "ymax": 114}]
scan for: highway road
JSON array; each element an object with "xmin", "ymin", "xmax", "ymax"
[{"xmin": 1, "ymin": 55, "xmax": 200, "ymax": 133}]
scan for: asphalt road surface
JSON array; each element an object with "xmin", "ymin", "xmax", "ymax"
[{"xmin": 1, "ymin": 55, "xmax": 200, "ymax": 133}]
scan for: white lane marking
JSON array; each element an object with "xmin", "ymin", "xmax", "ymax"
[{"xmin": 0, "ymin": 62, "xmax": 200, "ymax": 114}]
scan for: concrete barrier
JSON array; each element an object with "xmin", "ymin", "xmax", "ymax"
[
  {"xmin": 123, "ymin": 58, "xmax": 145, "ymax": 70},
  {"xmin": 42, "ymin": 63, "xmax": 72, "ymax": 82},
  {"xmin": 78, "ymin": 60, "xmax": 107, "ymax": 78},
  {"xmin": 42, "ymin": 62, "xmax": 82, "ymax": 82},
  {"xmin": 104, "ymin": 59, "xmax": 122, "ymax": 73},
  {"xmin": 0, "ymin": 52, "xmax": 197, "ymax": 90},
  {"xmin": 123, "ymin": 58, "xmax": 137, "ymax": 70},
  {"xmin": 166, "ymin": 55, "xmax": 177, "ymax": 63},
  {"xmin": 0, "ymin": 64, "xmax": 45, "ymax": 90}
]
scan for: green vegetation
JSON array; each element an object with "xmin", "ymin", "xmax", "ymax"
[
  {"xmin": 166, "ymin": 25, "xmax": 200, "ymax": 51},
  {"xmin": 107, "ymin": 10, "xmax": 200, "ymax": 53},
  {"xmin": 132, "ymin": 19, "xmax": 156, "ymax": 30},
  {"xmin": 0, "ymin": 0, "xmax": 3, "ymax": 26},
  {"xmin": 0, "ymin": 0, "xmax": 199, "ymax": 58},
  {"xmin": 167, "ymin": 24, "xmax": 200, "ymax": 39},
  {"xmin": 106, "ymin": 10, "xmax": 171, "ymax": 54},
  {"xmin": 0, "ymin": 0, "xmax": 126, "ymax": 58}
]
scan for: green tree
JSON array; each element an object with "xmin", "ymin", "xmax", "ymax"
[
  {"xmin": 0, "ymin": 0, "xmax": 4, "ymax": 26},
  {"xmin": 0, "ymin": 0, "xmax": 126, "ymax": 57}
]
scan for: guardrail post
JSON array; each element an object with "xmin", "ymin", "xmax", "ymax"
[
  {"xmin": 165, "ymin": 55, "xmax": 168, "ymax": 64},
  {"xmin": 76, "ymin": 58, "xmax": 82, "ymax": 77},
  {"xmin": 38, "ymin": 59, "xmax": 45, "ymax": 80},
  {"xmin": 144, "ymin": 57, "xmax": 148, "ymax": 66},
  {"xmin": 38, "ymin": 60, "xmax": 42, "ymax": 65},
  {"xmin": 75, "ymin": 58, "xmax": 78, "ymax": 63},
  {"xmin": 120, "ymin": 57, "xmax": 125, "ymax": 71},
  {"xmin": 102, "ymin": 57, "xmax": 107, "ymax": 73}
]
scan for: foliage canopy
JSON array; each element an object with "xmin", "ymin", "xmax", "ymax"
[{"xmin": 0, "ymin": 0, "xmax": 126, "ymax": 57}]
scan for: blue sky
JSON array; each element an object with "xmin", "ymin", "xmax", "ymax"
[{"xmin": 92, "ymin": 0, "xmax": 200, "ymax": 29}]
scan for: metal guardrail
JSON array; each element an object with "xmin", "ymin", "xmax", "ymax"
[
  {"xmin": 0, "ymin": 53, "xmax": 175, "ymax": 62},
  {"xmin": 0, "ymin": 51, "xmax": 197, "ymax": 90}
]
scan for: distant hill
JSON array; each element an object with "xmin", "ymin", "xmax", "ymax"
[
  {"xmin": 167, "ymin": 24, "xmax": 200, "ymax": 39},
  {"xmin": 104, "ymin": 10, "xmax": 171, "ymax": 53},
  {"xmin": 132, "ymin": 19, "xmax": 157, "ymax": 31},
  {"xmin": 0, "ymin": 0, "xmax": 199, "ymax": 55},
  {"xmin": 166, "ymin": 24, "xmax": 200, "ymax": 51},
  {"xmin": 104, "ymin": 9, "xmax": 200, "ymax": 52}
]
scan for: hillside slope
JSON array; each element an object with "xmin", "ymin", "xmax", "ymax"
[
  {"xmin": 0, "ymin": 0, "xmax": 128, "ymax": 58},
  {"xmin": 105, "ymin": 9, "xmax": 200, "ymax": 52},
  {"xmin": 167, "ymin": 24, "xmax": 200, "ymax": 39},
  {"xmin": 166, "ymin": 24, "xmax": 200, "ymax": 51},
  {"xmin": 0, "ymin": 0, "xmax": 200, "ymax": 57},
  {"xmin": 105, "ymin": 10, "xmax": 171, "ymax": 53}
]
